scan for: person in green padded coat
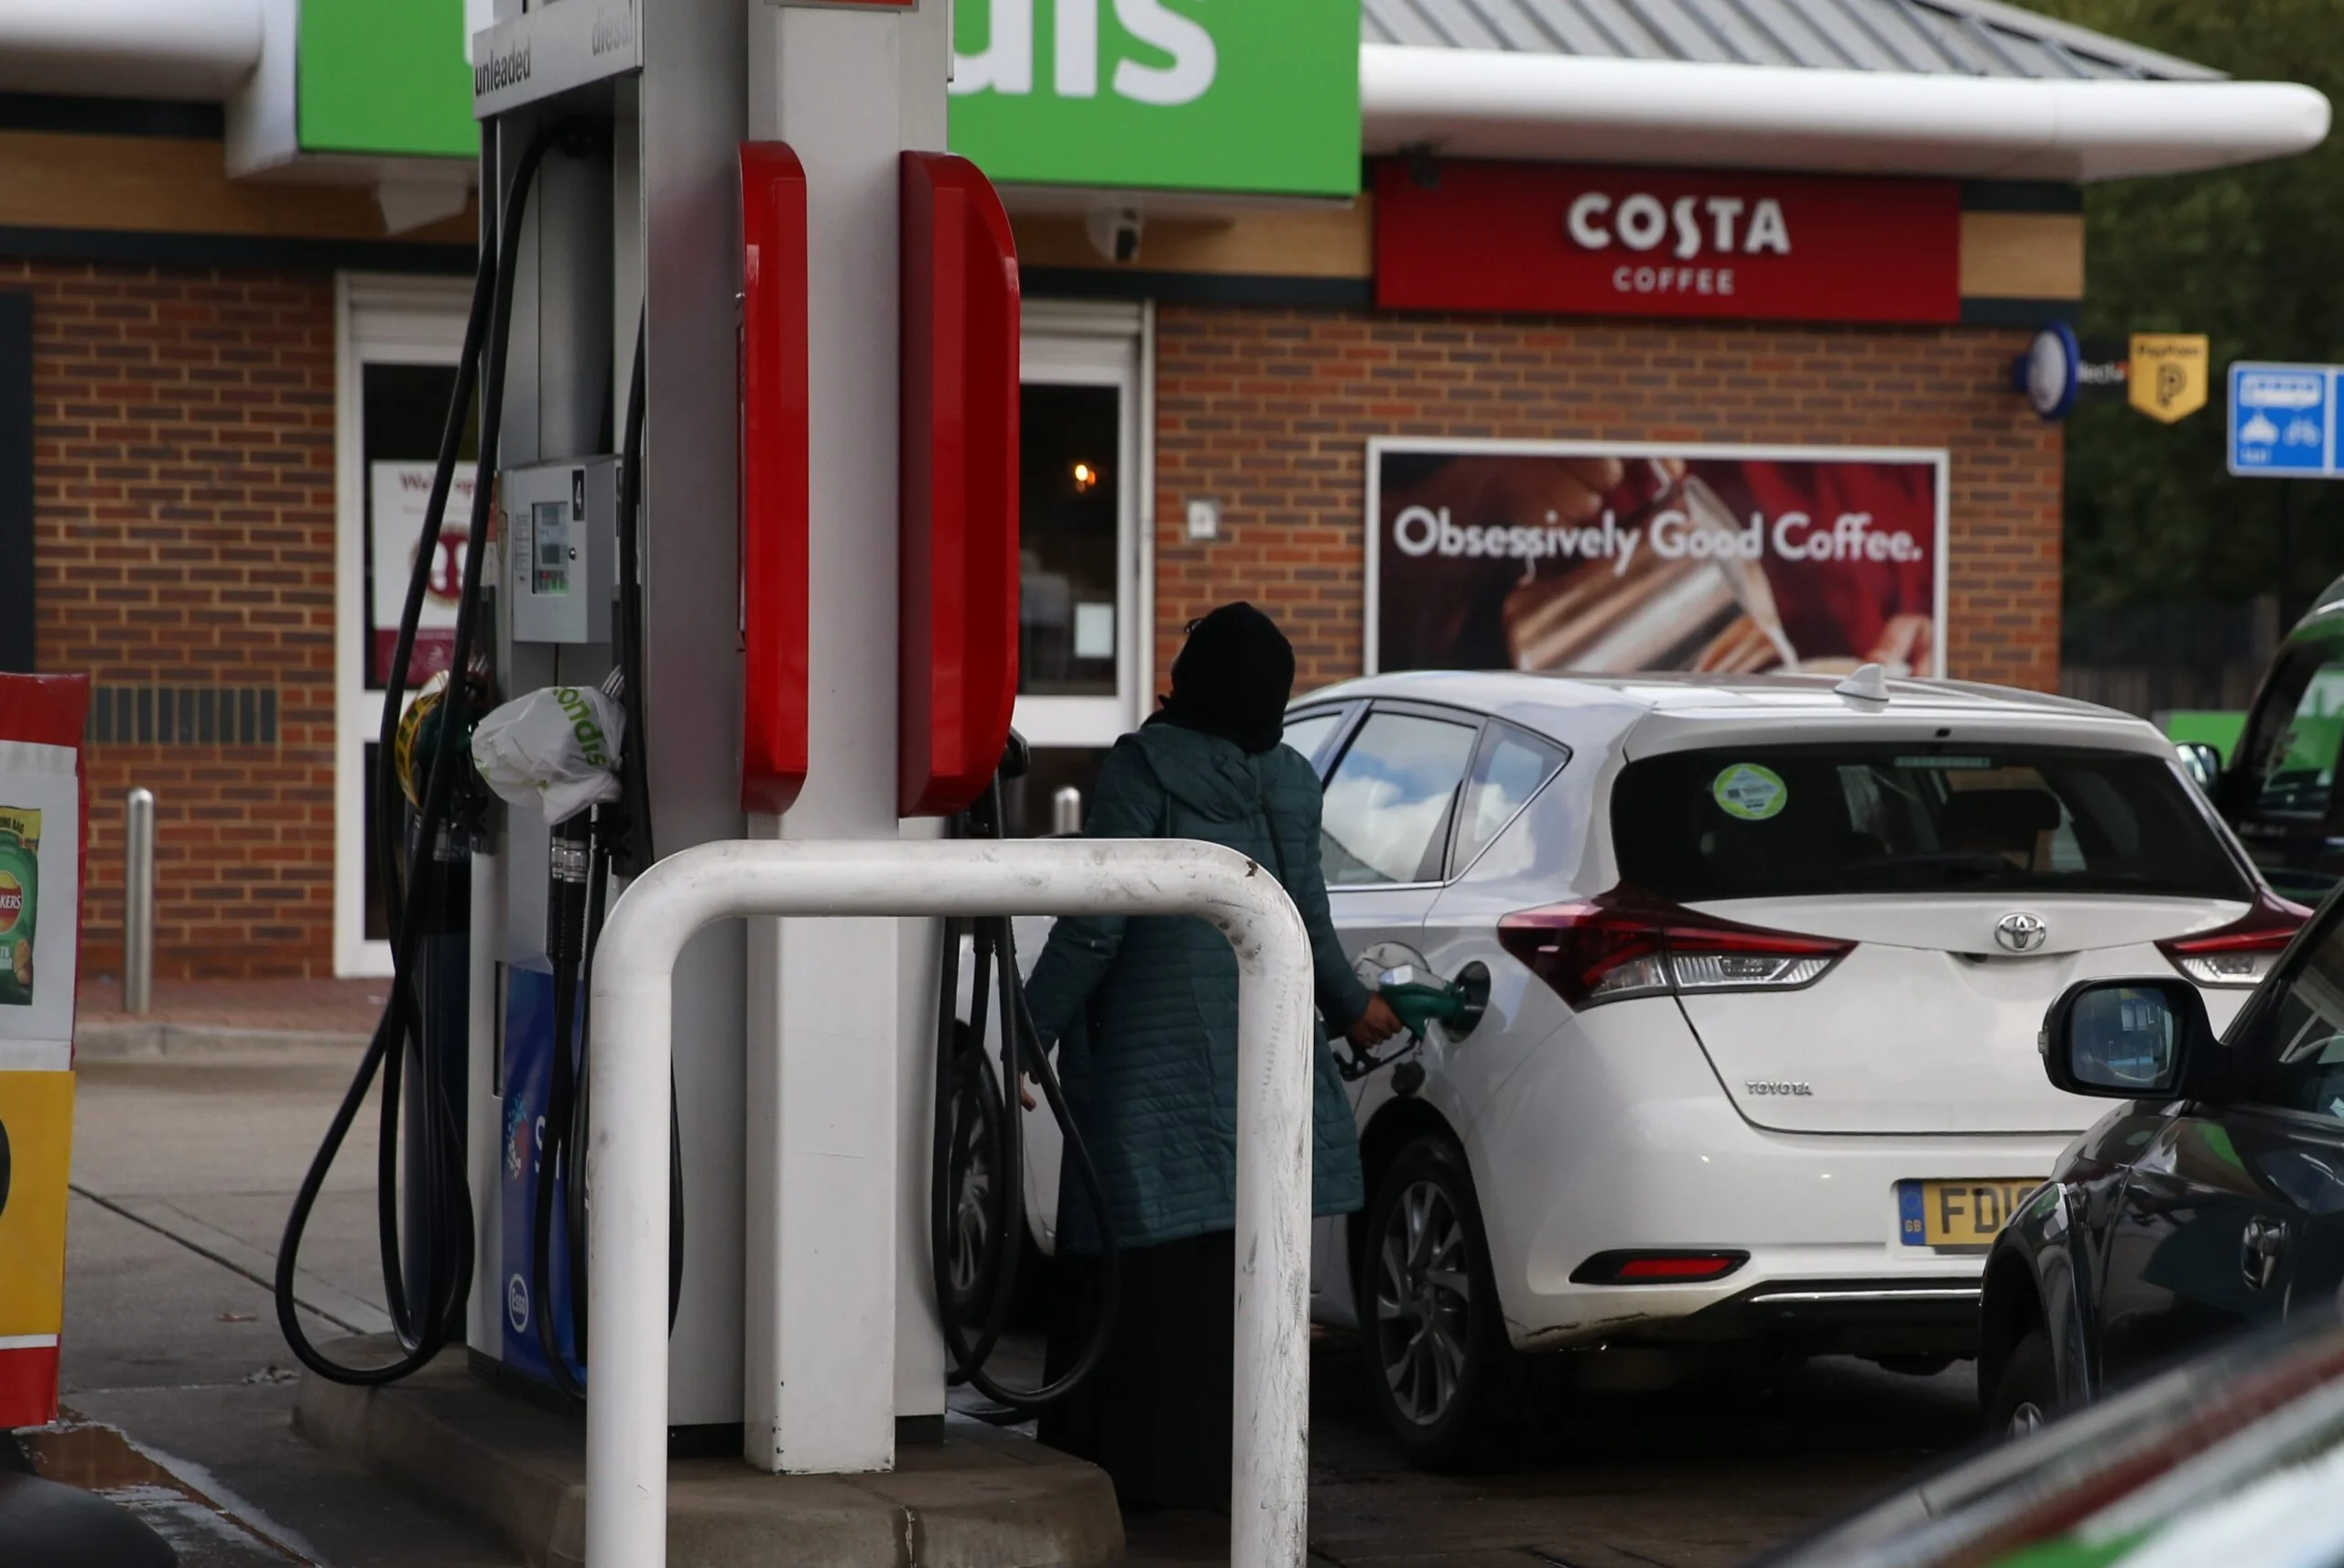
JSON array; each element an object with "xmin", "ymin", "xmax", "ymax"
[{"xmin": 1028, "ymin": 600, "xmax": 1403, "ymax": 1511}]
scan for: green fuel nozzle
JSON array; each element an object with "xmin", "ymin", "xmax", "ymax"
[
  {"xmin": 1378, "ymin": 966, "xmax": 1470, "ymax": 1042},
  {"xmin": 1339, "ymin": 959, "xmax": 1489, "ymax": 1086}
]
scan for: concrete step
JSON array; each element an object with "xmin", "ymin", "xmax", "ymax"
[
  {"xmin": 74, "ymin": 1022, "xmax": 368, "ymax": 1065},
  {"xmin": 294, "ymin": 1342, "xmax": 1123, "ymax": 1568}
]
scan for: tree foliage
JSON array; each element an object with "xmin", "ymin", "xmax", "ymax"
[{"xmin": 2024, "ymin": 0, "xmax": 2344, "ymax": 622}]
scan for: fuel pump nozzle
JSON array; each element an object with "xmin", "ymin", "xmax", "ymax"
[
  {"xmin": 1337, "ymin": 959, "xmax": 1492, "ymax": 1087},
  {"xmin": 1375, "ymin": 965, "xmax": 1470, "ymax": 1042}
]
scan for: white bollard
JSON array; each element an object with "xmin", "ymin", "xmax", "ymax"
[
  {"xmin": 123, "ymin": 786, "xmax": 156, "ymax": 1015},
  {"xmin": 586, "ymin": 837, "xmax": 1317, "ymax": 1568}
]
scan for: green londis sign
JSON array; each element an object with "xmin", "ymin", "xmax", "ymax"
[
  {"xmin": 948, "ymin": 0, "xmax": 1362, "ymax": 198},
  {"xmin": 299, "ymin": 0, "xmax": 476, "ymax": 159}
]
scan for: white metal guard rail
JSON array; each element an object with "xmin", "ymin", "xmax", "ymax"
[{"xmin": 586, "ymin": 838, "xmax": 1317, "ymax": 1568}]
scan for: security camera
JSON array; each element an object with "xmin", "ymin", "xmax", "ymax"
[{"xmin": 1086, "ymin": 206, "xmax": 1144, "ymax": 265}]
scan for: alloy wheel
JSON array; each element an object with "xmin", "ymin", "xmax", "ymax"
[
  {"xmin": 950, "ymin": 1149, "xmax": 993, "ymax": 1302},
  {"xmin": 946, "ymin": 1073, "xmax": 1002, "ymax": 1310},
  {"xmin": 1373, "ymin": 1177, "xmax": 1475, "ymax": 1427}
]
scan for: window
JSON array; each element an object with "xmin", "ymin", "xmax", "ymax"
[
  {"xmin": 1019, "ymin": 382, "xmax": 1121, "ymax": 698},
  {"xmin": 336, "ymin": 275, "xmax": 473, "ymax": 977},
  {"xmin": 2240, "ymin": 914, "xmax": 2344, "ymax": 1121},
  {"xmin": 1281, "ymin": 709, "xmax": 1346, "ymax": 770},
  {"xmin": 1450, "ymin": 723, "xmax": 1568, "ymax": 871},
  {"xmin": 1320, "ymin": 711, "xmax": 1480, "ymax": 886},
  {"xmin": 2241, "ymin": 650, "xmax": 2344, "ymax": 818},
  {"xmin": 360, "ymin": 362, "xmax": 477, "ymax": 691},
  {"xmin": 1612, "ymin": 743, "xmax": 2252, "ymax": 903},
  {"xmin": 1013, "ymin": 308, "xmax": 1146, "ymax": 752}
]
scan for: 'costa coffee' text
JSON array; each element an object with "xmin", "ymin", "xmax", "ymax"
[{"xmin": 1374, "ymin": 161, "xmax": 1960, "ymax": 326}]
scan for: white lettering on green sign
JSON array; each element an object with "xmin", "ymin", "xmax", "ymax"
[
  {"xmin": 955, "ymin": 0, "xmax": 1216, "ymax": 107},
  {"xmin": 947, "ymin": 0, "xmax": 1361, "ymax": 199}
]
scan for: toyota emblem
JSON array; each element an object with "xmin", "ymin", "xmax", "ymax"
[{"xmin": 1995, "ymin": 912, "xmax": 2048, "ymax": 954}]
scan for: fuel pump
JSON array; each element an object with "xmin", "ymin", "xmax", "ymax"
[
  {"xmin": 276, "ymin": 117, "xmax": 599, "ymax": 1388},
  {"xmin": 275, "ymin": 0, "xmax": 1029, "ymax": 1467},
  {"xmin": 276, "ymin": 106, "xmax": 683, "ymax": 1410}
]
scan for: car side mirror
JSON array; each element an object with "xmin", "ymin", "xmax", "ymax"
[
  {"xmin": 2174, "ymin": 741, "xmax": 2222, "ymax": 795},
  {"xmin": 2040, "ymin": 978, "xmax": 2219, "ymax": 1100}
]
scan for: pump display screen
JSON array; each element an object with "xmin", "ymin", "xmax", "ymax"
[{"xmin": 531, "ymin": 502, "xmax": 571, "ymax": 597}]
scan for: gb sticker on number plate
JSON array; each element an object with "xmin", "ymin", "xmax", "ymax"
[{"xmin": 1898, "ymin": 1178, "xmax": 2039, "ymax": 1248}]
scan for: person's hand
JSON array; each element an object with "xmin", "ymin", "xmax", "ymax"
[{"xmin": 1345, "ymin": 995, "xmax": 1405, "ymax": 1051}]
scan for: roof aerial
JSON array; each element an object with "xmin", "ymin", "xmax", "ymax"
[{"xmin": 1833, "ymin": 664, "xmax": 1894, "ymax": 703}]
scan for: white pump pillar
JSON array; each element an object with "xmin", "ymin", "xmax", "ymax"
[{"xmin": 742, "ymin": 1, "xmax": 955, "ymax": 1474}]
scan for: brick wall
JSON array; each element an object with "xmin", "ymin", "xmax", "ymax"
[
  {"xmin": 1151, "ymin": 306, "xmax": 2061, "ymax": 695},
  {"xmin": 11, "ymin": 261, "xmax": 336, "ymax": 980}
]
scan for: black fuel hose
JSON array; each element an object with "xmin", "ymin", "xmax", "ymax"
[
  {"xmin": 931, "ymin": 778, "xmax": 1120, "ymax": 1408},
  {"xmin": 276, "ymin": 118, "xmax": 593, "ymax": 1385},
  {"xmin": 613, "ymin": 310, "xmax": 652, "ymax": 878},
  {"xmin": 525, "ymin": 317, "xmax": 683, "ymax": 1409},
  {"xmin": 530, "ymin": 814, "xmax": 596, "ymax": 1397}
]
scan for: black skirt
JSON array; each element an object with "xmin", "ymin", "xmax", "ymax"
[{"xmin": 1037, "ymin": 1228, "xmax": 1235, "ymax": 1513}]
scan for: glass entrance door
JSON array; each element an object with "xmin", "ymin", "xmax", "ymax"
[
  {"xmin": 335, "ymin": 276, "xmax": 475, "ymax": 977},
  {"xmin": 1010, "ymin": 307, "xmax": 1147, "ymax": 835}
]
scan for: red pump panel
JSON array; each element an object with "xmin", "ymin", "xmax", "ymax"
[
  {"xmin": 899, "ymin": 151, "xmax": 1020, "ymax": 818},
  {"xmin": 739, "ymin": 143, "xmax": 810, "ymax": 816}
]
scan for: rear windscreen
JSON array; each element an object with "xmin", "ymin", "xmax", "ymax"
[{"xmin": 1613, "ymin": 743, "xmax": 2252, "ymax": 903}]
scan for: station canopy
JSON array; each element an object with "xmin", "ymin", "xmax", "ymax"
[{"xmin": 1359, "ymin": 0, "xmax": 2329, "ymax": 182}]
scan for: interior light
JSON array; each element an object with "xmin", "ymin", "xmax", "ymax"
[{"xmin": 1070, "ymin": 461, "xmax": 1099, "ymax": 492}]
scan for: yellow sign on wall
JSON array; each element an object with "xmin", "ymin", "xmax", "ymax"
[
  {"xmin": 0, "ymin": 1070, "xmax": 73, "ymax": 1337},
  {"xmin": 2130, "ymin": 334, "xmax": 2210, "ymax": 423}
]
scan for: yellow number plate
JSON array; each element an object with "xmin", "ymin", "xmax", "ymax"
[{"xmin": 1899, "ymin": 1179, "xmax": 2038, "ymax": 1248}]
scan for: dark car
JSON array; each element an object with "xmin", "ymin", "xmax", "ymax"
[
  {"xmin": 2196, "ymin": 578, "xmax": 2344, "ymax": 902},
  {"xmin": 1977, "ymin": 882, "xmax": 2344, "ymax": 1434},
  {"xmin": 1763, "ymin": 1304, "xmax": 2344, "ymax": 1568}
]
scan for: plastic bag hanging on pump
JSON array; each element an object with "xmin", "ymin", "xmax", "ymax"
[{"xmin": 471, "ymin": 686, "xmax": 626, "ymax": 825}]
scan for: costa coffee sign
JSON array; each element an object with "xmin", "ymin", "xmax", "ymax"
[{"xmin": 1375, "ymin": 161, "xmax": 1961, "ymax": 325}]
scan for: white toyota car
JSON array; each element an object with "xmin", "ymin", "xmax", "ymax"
[{"xmin": 986, "ymin": 670, "xmax": 2300, "ymax": 1465}]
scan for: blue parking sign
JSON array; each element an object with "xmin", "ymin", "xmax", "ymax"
[{"xmin": 2230, "ymin": 362, "xmax": 2340, "ymax": 477}]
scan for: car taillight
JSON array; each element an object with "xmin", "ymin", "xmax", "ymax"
[
  {"xmin": 2157, "ymin": 892, "xmax": 2311, "ymax": 989},
  {"xmin": 1497, "ymin": 888, "xmax": 1853, "ymax": 1010},
  {"xmin": 1569, "ymin": 1249, "xmax": 1749, "ymax": 1285}
]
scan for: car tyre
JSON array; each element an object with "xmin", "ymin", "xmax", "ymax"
[
  {"xmin": 1358, "ymin": 1135, "xmax": 1518, "ymax": 1469},
  {"xmin": 1988, "ymin": 1330, "xmax": 2058, "ymax": 1440},
  {"xmin": 945, "ymin": 1037, "xmax": 1051, "ymax": 1334}
]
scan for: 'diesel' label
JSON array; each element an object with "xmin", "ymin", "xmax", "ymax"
[{"xmin": 0, "ymin": 807, "xmax": 40, "ymax": 1008}]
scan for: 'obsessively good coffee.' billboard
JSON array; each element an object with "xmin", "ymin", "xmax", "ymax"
[
  {"xmin": 1375, "ymin": 162, "xmax": 1962, "ymax": 324},
  {"xmin": 1367, "ymin": 441, "xmax": 1948, "ymax": 678}
]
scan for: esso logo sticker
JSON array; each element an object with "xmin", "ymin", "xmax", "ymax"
[
  {"xmin": 0, "ymin": 873, "xmax": 22, "ymax": 935},
  {"xmin": 507, "ymin": 1272, "xmax": 531, "ymax": 1335}
]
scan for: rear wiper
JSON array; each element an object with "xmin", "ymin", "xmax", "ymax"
[{"xmin": 1839, "ymin": 850, "xmax": 2014, "ymax": 886}]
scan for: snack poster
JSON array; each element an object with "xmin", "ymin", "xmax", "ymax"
[
  {"xmin": 1367, "ymin": 441, "xmax": 1948, "ymax": 679},
  {"xmin": 0, "ymin": 673, "xmax": 87, "ymax": 1428},
  {"xmin": 369, "ymin": 460, "xmax": 478, "ymax": 687}
]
